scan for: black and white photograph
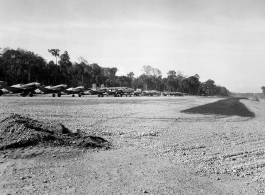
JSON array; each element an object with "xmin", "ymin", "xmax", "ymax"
[{"xmin": 1, "ymin": 0, "xmax": 265, "ymax": 194}]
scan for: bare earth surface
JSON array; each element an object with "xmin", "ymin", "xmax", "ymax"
[{"xmin": 0, "ymin": 95, "xmax": 265, "ymax": 195}]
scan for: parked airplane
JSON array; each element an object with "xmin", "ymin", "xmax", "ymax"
[
  {"xmin": 133, "ymin": 89, "xmax": 142, "ymax": 96},
  {"xmin": 89, "ymin": 87, "xmax": 108, "ymax": 96},
  {"xmin": 0, "ymin": 81, "xmax": 7, "ymax": 96},
  {"xmin": 107, "ymin": 87, "xmax": 134, "ymax": 97},
  {"xmin": 170, "ymin": 92, "xmax": 185, "ymax": 96},
  {"xmin": 66, "ymin": 86, "xmax": 87, "ymax": 97},
  {"xmin": 162, "ymin": 91, "xmax": 185, "ymax": 96},
  {"xmin": 171, "ymin": 92, "xmax": 186, "ymax": 96},
  {"xmin": 38, "ymin": 84, "xmax": 67, "ymax": 97},
  {"xmin": 0, "ymin": 82, "xmax": 40, "ymax": 97},
  {"xmin": 90, "ymin": 87, "xmax": 134, "ymax": 97},
  {"xmin": 142, "ymin": 90, "xmax": 161, "ymax": 96}
]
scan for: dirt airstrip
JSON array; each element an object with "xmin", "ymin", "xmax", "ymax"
[{"xmin": 0, "ymin": 95, "xmax": 265, "ymax": 195}]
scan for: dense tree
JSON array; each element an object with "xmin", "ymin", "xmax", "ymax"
[
  {"xmin": 0, "ymin": 47, "xmax": 230, "ymax": 96},
  {"xmin": 127, "ymin": 72, "xmax": 134, "ymax": 87},
  {"xmin": 0, "ymin": 49, "xmax": 46, "ymax": 84},
  {"xmin": 143, "ymin": 65, "xmax": 162, "ymax": 78},
  {"xmin": 261, "ymin": 86, "xmax": 265, "ymax": 95},
  {"xmin": 205, "ymin": 79, "xmax": 215, "ymax": 96},
  {"xmin": 167, "ymin": 70, "xmax": 177, "ymax": 91},
  {"xmin": 48, "ymin": 49, "xmax": 60, "ymax": 65},
  {"xmin": 186, "ymin": 75, "xmax": 200, "ymax": 95},
  {"xmin": 46, "ymin": 60, "xmax": 59, "ymax": 85},
  {"xmin": 58, "ymin": 51, "xmax": 72, "ymax": 84}
]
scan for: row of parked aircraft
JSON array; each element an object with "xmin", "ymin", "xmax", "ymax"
[{"xmin": 0, "ymin": 81, "xmax": 187, "ymax": 97}]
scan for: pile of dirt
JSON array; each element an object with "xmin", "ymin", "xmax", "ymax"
[{"xmin": 0, "ymin": 114, "xmax": 109, "ymax": 150}]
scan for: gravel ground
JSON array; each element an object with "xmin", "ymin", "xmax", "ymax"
[{"xmin": 0, "ymin": 95, "xmax": 264, "ymax": 194}]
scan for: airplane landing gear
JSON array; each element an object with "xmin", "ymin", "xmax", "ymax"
[
  {"xmin": 57, "ymin": 92, "xmax": 61, "ymax": 97},
  {"xmin": 52, "ymin": 94, "xmax": 55, "ymax": 97},
  {"xmin": 20, "ymin": 91, "xmax": 29, "ymax": 97},
  {"xmin": 72, "ymin": 94, "xmax": 75, "ymax": 97}
]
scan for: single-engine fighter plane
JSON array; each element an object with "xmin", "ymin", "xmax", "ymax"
[
  {"xmin": 0, "ymin": 81, "xmax": 7, "ymax": 96},
  {"xmin": 0, "ymin": 82, "xmax": 40, "ymax": 97},
  {"xmin": 38, "ymin": 84, "xmax": 67, "ymax": 97},
  {"xmin": 66, "ymin": 86, "xmax": 86, "ymax": 97},
  {"xmin": 89, "ymin": 87, "xmax": 108, "ymax": 97}
]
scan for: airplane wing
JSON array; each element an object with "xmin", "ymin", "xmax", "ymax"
[
  {"xmin": 3, "ymin": 86, "xmax": 24, "ymax": 94},
  {"xmin": 38, "ymin": 86, "xmax": 55, "ymax": 94}
]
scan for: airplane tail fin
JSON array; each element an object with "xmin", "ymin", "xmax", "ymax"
[{"xmin": 92, "ymin": 83, "xmax": 97, "ymax": 90}]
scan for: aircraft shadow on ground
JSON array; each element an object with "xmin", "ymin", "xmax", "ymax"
[{"xmin": 181, "ymin": 98, "xmax": 255, "ymax": 117}]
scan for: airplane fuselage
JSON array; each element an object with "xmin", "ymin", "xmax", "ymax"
[{"xmin": 38, "ymin": 84, "xmax": 67, "ymax": 97}]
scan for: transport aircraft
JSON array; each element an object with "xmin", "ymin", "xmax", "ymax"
[
  {"xmin": 38, "ymin": 84, "xmax": 67, "ymax": 97},
  {"xmin": 90, "ymin": 87, "xmax": 134, "ymax": 97},
  {"xmin": 66, "ymin": 86, "xmax": 87, "ymax": 97},
  {"xmin": 0, "ymin": 82, "xmax": 40, "ymax": 97}
]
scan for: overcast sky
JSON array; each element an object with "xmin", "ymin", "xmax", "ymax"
[{"xmin": 1, "ymin": 0, "xmax": 265, "ymax": 93}]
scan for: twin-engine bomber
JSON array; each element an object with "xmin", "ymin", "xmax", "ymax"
[{"xmin": 89, "ymin": 87, "xmax": 135, "ymax": 97}]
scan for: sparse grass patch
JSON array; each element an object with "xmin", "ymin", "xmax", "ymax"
[{"xmin": 181, "ymin": 98, "xmax": 255, "ymax": 117}]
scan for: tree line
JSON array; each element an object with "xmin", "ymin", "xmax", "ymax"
[{"xmin": 0, "ymin": 47, "xmax": 230, "ymax": 96}]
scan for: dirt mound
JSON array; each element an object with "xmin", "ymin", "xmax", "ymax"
[{"xmin": 0, "ymin": 114, "xmax": 109, "ymax": 150}]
